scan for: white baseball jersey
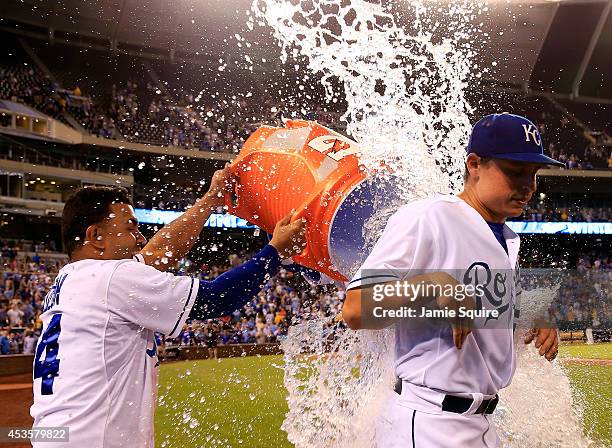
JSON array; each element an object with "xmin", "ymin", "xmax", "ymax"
[
  {"xmin": 348, "ymin": 195, "xmax": 521, "ymax": 398},
  {"xmin": 30, "ymin": 256, "xmax": 198, "ymax": 447}
]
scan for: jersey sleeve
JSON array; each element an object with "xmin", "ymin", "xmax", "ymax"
[
  {"xmin": 347, "ymin": 205, "xmax": 436, "ymax": 290},
  {"xmin": 107, "ymin": 260, "xmax": 199, "ymax": 338}
]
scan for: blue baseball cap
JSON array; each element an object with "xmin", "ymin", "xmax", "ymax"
[{"xmin": 467, "ymin": 113, "xmax": 565, "ymax": 167}]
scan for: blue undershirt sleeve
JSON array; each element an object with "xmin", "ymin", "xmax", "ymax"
[{"xmin": 188, "ymin": 244, "xmax": 281, "ymax": 320}]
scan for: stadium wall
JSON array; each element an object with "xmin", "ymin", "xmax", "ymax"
[
  {"xmin": 52, "ymin": 119, "xmax": 84, "ymax": 143},
  {"xmin": 166, "ymin": 343, "xmax": 283, "ymax": 361},
  {"xmin": 0, "ymin": 344, "xmax": 283, "ymax": 375},
  {"xmin": 0, "ymin": 354, "xmax": 33, "ymax": 376}
]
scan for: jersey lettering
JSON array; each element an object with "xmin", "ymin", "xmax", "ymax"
[
  {"xmin": 43, "ymin": 273, "xmax": 68, "ymax": 312},
  {"xmin": 463, "ymin": 261, "xmax": 510, "ymax": 324},
  {"xmin": 34, "ymin": 314, "xmax": 62, "ymax": 395}
]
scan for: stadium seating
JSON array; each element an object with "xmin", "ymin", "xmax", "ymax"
[
  {"xmin": 0, "ymin": 35, "xmax": 71, "ymax": 125},
  {"xmin": 0, "ymin": 30, "xmax": 610, "ymax": 354},
  {"xmin": 1, "ymin": 235, "xmax": 608, "ymax": 354},
  {"xmin": 1, "ymin": 31, "xmax": 609, "ymax": 168},
  {"xmin": 512, "ymin": 199, "xmax": 611, "ymax": 222}
]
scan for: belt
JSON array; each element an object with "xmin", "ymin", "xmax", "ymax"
[{"xmin": 394, "ymin": 378, "xmax": 499, "ymax": 415}]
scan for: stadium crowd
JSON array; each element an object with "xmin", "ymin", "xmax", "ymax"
[
  {"xmin": 71, "ymin": 81, "xmax": 261, "ymax": 153},
  {"xmin": 0, "ymin": 241, "xmax": 66, "ymax": 355},
  {"xmin": 514, "ymin": 202, "xmax": 612, "ymax": 222},
  {"xmin": 1, "ymin": 235, "xmax": 609, "ymax": 354},
  {"xmin": 0, "ymin": 64, "xmax": 71, "ymax": 124},
  {"xmin": 547, "ymin": 145, "xmax": 612, "ymax": 171},
  {"xmin": 0, "ymin": 240, "xmax": 344, "ymax": 355},
  {"xmin": 545, "ymin": 254, "xmax": 611, "ymax": 331},
  {"xmin": 160, "ymin": 250, "xmax": 344, "ymax": 354},
  {"xmin": 1, "ymin": 52, "xmax": 609, "ymax": 168}
]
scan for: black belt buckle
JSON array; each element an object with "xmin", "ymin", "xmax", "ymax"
[
  {"xmin": 478, "ymin": 395, "xmax": 499, "ymax": 414},
  {"xmin": 394, "ymin": 377, "xmax": 402, "ymax": 395},
  {"xmin": 441, "ymin": 394, "xmax": 471, "ymax": 413}
]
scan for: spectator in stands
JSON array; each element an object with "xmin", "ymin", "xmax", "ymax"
[
  {"xmin": 0, "ymin": 303, "xmax": 8, "ymax": 326},
  {"xmin": 205, "ymin": 320, "xmax": 219, "ymax": 359},
  {"xmin": 181, "ymin": 326, "xmax": 193, "ymax": 346},
  {"xmin": 8, "ymin": 330, "xmax": 20, "ymax": 353},
  {"xmin": 0, "ymin": 329, "xmax": 11, "ymax": 354},
  {"xmin": 219, "ymin": 328, "xmax": 231, "ymax": 345},
  {"xmin": 22, "ymin": 329, "xmax": 37, "ymax": 354},
  {"xmin": 7, "ymin": 302, "xmax": 24, "ymax": 327}
]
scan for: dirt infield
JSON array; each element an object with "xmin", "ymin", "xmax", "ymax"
[
  {"xmin": 561, "ymin": 357, "xmax": 612, "ymax": 366},
  {"xmin": 0, "ymin": 374, "xmax": 33, "ymax": 448}
]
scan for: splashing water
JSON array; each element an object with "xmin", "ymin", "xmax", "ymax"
[
  {"xmin": 252, "ymin": 1, "xmax": 592, "ymax": 447},
  {"xmin": 254, "ymin": 0, "xmax": 478, "ymax": 196},
  {"xmin": 496, "ymin": 284, "xmax": 592, "ymax": 447}
]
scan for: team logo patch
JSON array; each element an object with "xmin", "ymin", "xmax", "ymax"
[
  {"xmin": 463, "ymin": 262, "xmax": 511, "ymax": 325},
  {"xmin": 521, "ymin": 124, "xmax": 541, "ymax": 146},
  {"xmin": 307, "ymin": 135, "xmax": 360, "ymax": 161}
]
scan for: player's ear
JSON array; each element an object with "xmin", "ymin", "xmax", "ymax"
[
  {"xmin": 465, "ymin": 154, "xmax": 480, "ymax": 181},
  {"xmin": 84, "ymin": 224, "xmax": 105, "ymax": 252}
]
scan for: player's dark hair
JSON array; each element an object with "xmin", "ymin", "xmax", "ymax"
[
  {"xmin": 463, "ymin": 155, "xmax": 492, "ymax": 182},
  {"xmin": 62, "ymin": 186, "xmax": 132, "ymax": 257}
]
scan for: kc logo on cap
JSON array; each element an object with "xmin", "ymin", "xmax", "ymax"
[{"xmin": 521, "ymin": 124, "xmax": 541, "ymax": 146}]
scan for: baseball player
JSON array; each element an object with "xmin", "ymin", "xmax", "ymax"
[
  {"xmin": 342, "ymin": 114, "xmax": 562, "ymax": 447},
  {"xmin": 30, "ymin": 167, "xmax": 306, "ymax": 447}
]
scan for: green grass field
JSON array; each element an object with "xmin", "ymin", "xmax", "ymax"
[
  {"xmin": 558, "ymin": 342, "xmax": 611, "ymax": 445},
  {"xmin": 156, "ymin": 343, "xmax": 611, "ymax": 447},
  {"xmin": 560, "ymin": 343, "xmax": 612, "ymax": 360},
  {"xmin": 562, "ymin": 364, "xmax": 611, "ymax": 445},
  {"xmin": 156, "ymin": 355, "xmax": 291, "ymax": 448}
]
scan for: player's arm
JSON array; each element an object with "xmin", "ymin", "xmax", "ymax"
[
  {"xmin": 340, "ymin": 208, "xmax": 472, "ymax": 348},
  {"xmin": 108, "ymin": 213, "xmax": 304, "ymax": 338},
  {"xmin": 343, "ymin": 273, "xmax": 444, "ymax": 329},
  {"xmin": 341, "ymin": 208, "xmax": 419, "ymax": 330},
  {"xmin": 189, "ymin": 245, "xmax": 279, "ymax": 320},
  {"xmin": 189, "ymin": 214, "xmax": 306, "ymax": 320},
  {"xmin": 139, "ymin": 166, "xmax": 234, "ymax": 270},
  {"xmin": 342, "ymin": 273, "xmax": 473, "ymax": 349}
]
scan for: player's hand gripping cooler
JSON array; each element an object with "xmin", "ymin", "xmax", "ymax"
[{"xmin": 226, "ymin": 120, "xmax": 397, "ymax": 282}]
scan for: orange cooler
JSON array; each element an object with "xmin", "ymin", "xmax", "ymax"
[{"xmin": 227, "ymin": 120, "xmax": 397, "ymax": 282}]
